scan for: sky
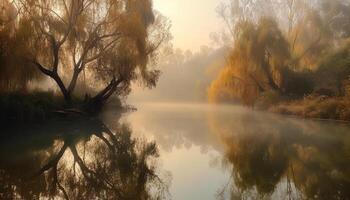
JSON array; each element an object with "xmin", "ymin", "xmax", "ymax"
[{"xmin": 153, "ymin": 0, "xmax": 226, "ymax": 52}]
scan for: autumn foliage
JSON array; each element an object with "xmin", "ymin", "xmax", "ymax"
[{"xmin": 209, "ymin": 0, "xmax": 350, "ymax": 108}]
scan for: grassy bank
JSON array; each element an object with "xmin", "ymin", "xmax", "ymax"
[
  {"xmin": 0, "ymin": 91, "xmax": 125, "ymax": 124},
  {"xmin": 267, "ymin": 95, "xmax": 350, "ymax": 121},
  {"xmin": 0, "ymin": 92, "xmax": 64, "ymax": 122}
]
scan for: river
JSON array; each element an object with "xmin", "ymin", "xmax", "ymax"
[{"xmin": 0, "ymin": 103, "xmax": 349, "ymax": 199}]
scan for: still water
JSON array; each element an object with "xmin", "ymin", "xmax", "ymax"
[{"xmin": 0, "ymin": 103, "xmax": 349, "ymax": 199}]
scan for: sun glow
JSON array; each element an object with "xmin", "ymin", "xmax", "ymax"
[{"xmin": 153, "ymin": 0, "xmax": 226, "ymax": 51}]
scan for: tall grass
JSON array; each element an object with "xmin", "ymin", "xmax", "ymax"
[{"xmin": 269, "ymin": 95, "xmax": 350, "ymax": 121}]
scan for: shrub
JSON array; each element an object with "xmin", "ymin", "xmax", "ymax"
[
  {"xmin": 282, "ymin": 69, "xmax": 315, "ymax": 97},
  {"xmin": 314, "ymin": 42, "xmax": 350, "ymax": 95},
  {"xmin": 269, "ymin": 96, "xmax": 350, "ymax": 121},
  {"xmin": 0, "ymin": 91, "xmax": 63, "ymax": 122},
  {"xmin": 255, "ymin": 90, "xmax": 284, "ymax": 110}
]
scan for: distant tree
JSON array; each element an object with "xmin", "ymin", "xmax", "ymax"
[
  {"xmin": 0, "ymin": 0, "xmax": 41, "ymax": 92},
  {"xmin": 320, "ymin": 0, "xmax": 350, "ymax": 39},
  {"xmin": 315, "ymin": 41, "xmax": 350, "ymax": 95},
  {"xmin": 0, "ymin": 24, "xmax": 41, "ymax": 92},
  {"xmin": 210, "ymin": 0, "xmax": 350, "ymax": 105},
  {"xmin": 208, "ymin": 18, "xmax": 290, "ymax": 105},
  {"xmin": 10, "ymin": 0, "xmax": 170, "ymax": 110}
]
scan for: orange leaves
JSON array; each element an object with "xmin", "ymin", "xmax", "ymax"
[{"xmin": 209, "ymin": 18, "xmax": 290, "ymax": 106}]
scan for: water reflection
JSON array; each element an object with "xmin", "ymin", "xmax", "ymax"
[
  {"xmin": 209, "ymin": 110, "xmax": 350, "ymax": 200},
  {"xmin": 1, "ymin": 104, "xmax": 349, "ymax": 200},
  {"xmin": 0, "ymin": 119, "xmax": 170, "ymax": 200},
  {"xmin": 122, "ymin": 103, "xmax": 350, "ymax": 200}
]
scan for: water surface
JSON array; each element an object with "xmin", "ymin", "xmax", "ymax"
[
  {"xmin": 120, "ymin": 103, "xmax": 350, "ymax": 200},
  {"xmin": 0, "ymin": 103, "xmax": 349, "ymax": 199}
]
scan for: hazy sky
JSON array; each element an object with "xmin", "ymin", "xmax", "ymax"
[{"xmin": 153, "ymin": 0, "xmax": 226, "ymax": 52}]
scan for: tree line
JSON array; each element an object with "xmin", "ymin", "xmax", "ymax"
[{"xmin": 209, "ymin": 0, "xmax": 350, "ymax": 108}]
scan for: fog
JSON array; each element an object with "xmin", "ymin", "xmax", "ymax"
[
  {"xmin": 120, "ymin": 102, "xmax": 350, "ymax": 200},
  {"xmin": 128, "ymin": 46, "xmax": 227, "ymax": 103}
]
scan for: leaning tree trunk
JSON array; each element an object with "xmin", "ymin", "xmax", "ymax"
[
  {"xmin": 260, "ymin": 59, "xmax": 282, "ymax": 93},
  {"xmin": 86, "ymin": 78, "xmax": 123, "ymax": 113}
]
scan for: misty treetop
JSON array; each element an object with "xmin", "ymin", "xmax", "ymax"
[{"xmin": 0, "ymin": 0, "xmax": 170, "ymax": 111}]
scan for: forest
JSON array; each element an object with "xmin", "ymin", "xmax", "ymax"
[{"xmin": 208, "ymin": 0, "xmax": 350, "ymax": 120}]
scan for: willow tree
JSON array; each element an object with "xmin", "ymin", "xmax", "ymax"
[
  {"xmin": 0, "ymin": 22, "xmax": 42, "ymax": 92},
  {"xmin": 12, "ymin": 0, "xmax": 170, "ymax": 108},
  {"xmin": 0, "ymin": 0, "xmax": 42, "ymax": 92},
  {"xmin": 208, "ymin": 18, "xmax": 290, "ymax": 105},
  {"xmin": 209, "ymin": 0, "xmax": 350, "ymax": 105}
]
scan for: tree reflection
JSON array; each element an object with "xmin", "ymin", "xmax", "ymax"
[
  {"xmin": 0, "ymin": 119, "xmax": 170, "ymax": 200},
  {"xmin": 209, "ymin": 111, "xmax": 350, "ymax": 199}
]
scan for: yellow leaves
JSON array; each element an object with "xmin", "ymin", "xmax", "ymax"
[
  {"xmin": 1, "ymin": 0, "xmax": 168, "ymax": 97},
  {"xmin": 208, "ymin": 67, "xmax": 236, "ymax": 103},
  {"xmin": 209, "ymin": 17, "xmax": 290, "ymax": 106},
  {"xmin": 72, "ymin": 12, "xmax": 88, "ymax": 40},
  {"xmin": 0, "ymin": 0, "xmax": 16, "ymax": 25},
  {"xmin": 208, "ymin": 65, "xmax": 259, "ymax": 105},
  {"xmin": 126, "ymin": 0, "xmax": 154, "ymax": 27}
]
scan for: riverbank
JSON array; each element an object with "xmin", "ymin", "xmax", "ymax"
[
  {"xmin": 0, "ymin": 92, "xmax": 64, "ymax": 122},
  {"xmin": 267, "ymin": 95, "xmax": 350, "ymax": 122},
  {"xmin": 0, "ymin": 92, "xmax": 124, "ymax": 124}
]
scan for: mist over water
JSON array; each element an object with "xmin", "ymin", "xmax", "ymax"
[
  {"xmin": 119, "ymin": 102, "xmax": 350, "ymax": 199},
  {"xmin": 1, "ymin": 97, "xmax": 349, "ymax": 199},
  {"xmin": 121, "ymin": 35, "xmax": 350, "ymax": 198}
]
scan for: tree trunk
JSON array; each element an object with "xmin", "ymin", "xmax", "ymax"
[
  {"xmin": 261, "ymin": 59, "xmax": 281, "ymax": 92},
  {"xmin": 34, "ymin": 61, "xmax": 72, "ymax": 104},
  {"xmin": 67, "ymin": 68, "xmax": 80, "ymax": 96},
  {"xmin": 86, "ymin": 78, "xmax": 123, "ymax": 113},
  {"xmin": 53, "ymin": 74, "xmax": 71, "ymax": 104}
]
